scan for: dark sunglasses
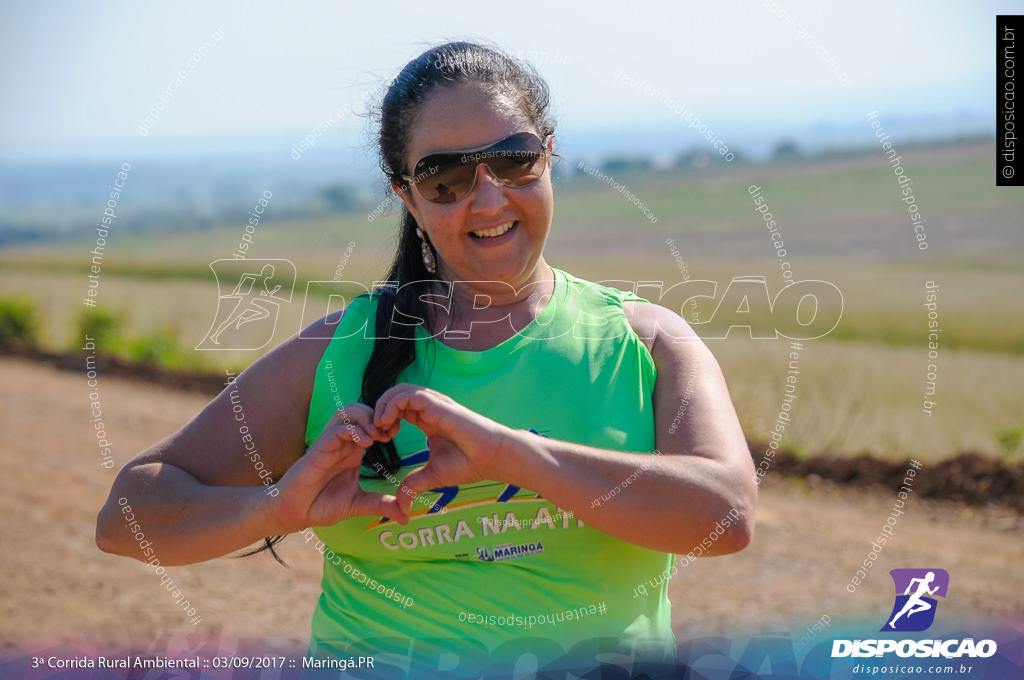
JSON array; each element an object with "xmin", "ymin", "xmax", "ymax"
[{"xmin": 401, "ymin": 132, "xmax": 551, "ymax": 204}]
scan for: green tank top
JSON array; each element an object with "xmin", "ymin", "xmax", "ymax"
[{"xmin": 304, "ymin": 267, "xmax": 675, "ymax": 675}]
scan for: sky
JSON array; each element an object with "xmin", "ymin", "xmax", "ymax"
[{"xmin": 0, "ymin": 1, "xmax": 1007, "ymax": 161}]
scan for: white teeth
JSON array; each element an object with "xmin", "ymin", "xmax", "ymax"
[{"xmin": 472, "ymin": 221, "xmax": 514, "ymax": 239}]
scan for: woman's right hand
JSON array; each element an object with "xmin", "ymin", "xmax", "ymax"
[{"xmin": 269, "ymin": 403, "xmax": 409, "ymax": 534}]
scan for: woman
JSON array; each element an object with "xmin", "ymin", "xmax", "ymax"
[{"xmin": 96, "ymin": 42, "xmax": 757, "ymax": 677}]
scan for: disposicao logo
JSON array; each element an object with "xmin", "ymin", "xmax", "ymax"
[
  {"xmin": 881, "ymin": 568, "xmax": 948, "ymax": 632},
  {"xmin": 832, "ymin": 568, "xmax": 997, "ymax": 659}
]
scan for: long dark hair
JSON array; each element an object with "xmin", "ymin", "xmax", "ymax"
[{"xmin": 360, "ymin": 41, "xmax": 557, "ymax": 478}]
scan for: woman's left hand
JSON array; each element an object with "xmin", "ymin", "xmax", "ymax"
[{"xmin": 373, "ymin": 383, "xmax": 514, "ymax": 514}]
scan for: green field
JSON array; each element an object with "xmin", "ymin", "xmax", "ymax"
[{"xmin": 3, "ymin": 140, "xmax": 1022, "ymax": 460}]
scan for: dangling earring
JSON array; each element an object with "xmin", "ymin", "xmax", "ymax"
[{"xmin": 416, "ymin": 227, "xmax": 437, "ymax": 274}]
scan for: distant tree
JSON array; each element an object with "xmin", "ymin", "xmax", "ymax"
[
  {"xmin": 320, "ymin": 184, "xmax": 360, "ymax": 212},
  {"xmin": 0, "ymin": 223, "xmax": 56, "ymax": 246},
  {"xmin": 604, "ymin": 155, "xmax": 651, "ymax": 174},
  {"xmin": 675, "ymin": 149, "xmax": 709, "ymax": 169},
  {"xmin": 772, "ymin": 140, "xmax": 801, "ymax": 161}
]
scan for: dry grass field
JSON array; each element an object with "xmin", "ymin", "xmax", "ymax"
[{"xmin": 2, "ymin": 261, "xmax": 1020, "ymax": 460}]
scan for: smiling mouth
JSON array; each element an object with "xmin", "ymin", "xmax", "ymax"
[{"xmin": 469, "ymin": 221, "xmax": 516, "ymax": 239}]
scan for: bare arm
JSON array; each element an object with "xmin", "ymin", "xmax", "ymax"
[
  {"xmin": 95, "ymin": 311, "xmax": 404, "ymax": 566},
  {"xmin": 491, "ymin": 302, "xmax": 755, "ymax": 554}
]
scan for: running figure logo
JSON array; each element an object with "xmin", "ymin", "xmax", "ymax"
[
  {"xmin": 880, "ymin": 568, "xmax": 950, "ymax": 632},
  {"xmin": 196, "ymin": 259, "xmax": 296, "ymax": 350}
]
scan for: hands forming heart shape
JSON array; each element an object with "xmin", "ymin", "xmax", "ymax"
[{"xmin": 270, "ymin": 384, "xmax": 513, "ymax": 534}]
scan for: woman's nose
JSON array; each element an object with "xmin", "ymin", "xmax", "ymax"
[{"xmin": 467, "ymin": 163, "xmax": 509, "ymax": 210}]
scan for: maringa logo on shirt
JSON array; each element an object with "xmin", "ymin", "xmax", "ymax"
[{"xmin": 477, "ymin": 541, "xmax": 545, "ymax": 562}]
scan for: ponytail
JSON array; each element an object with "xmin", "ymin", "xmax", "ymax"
[{"xmin": 359, "ymin": 207, "xmax": 437, "ymax": 477}]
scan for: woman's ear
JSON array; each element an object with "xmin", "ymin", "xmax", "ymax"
[{"xmin": 391, "ymin": 180, "xmax": 420, "ymax": 222}]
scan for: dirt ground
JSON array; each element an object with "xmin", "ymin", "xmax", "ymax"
[{"xmin": 1, "ymin": 356, "xmax": 1021, "ymax": 658}]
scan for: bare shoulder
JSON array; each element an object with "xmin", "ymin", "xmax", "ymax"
[
  {"xmin": 225, "ymin": 309, "xmax": 346, "ymax": 415},
  {"xmin": 260, "ymin": 309, "xmax": 347, "ymax": 382},
  {"xmin": 622, "ymin": 300, "xmax": 704, "ymax": 365}
]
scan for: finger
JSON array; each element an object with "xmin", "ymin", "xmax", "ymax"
[
  {"xmin": 396, "ymin": 484, "xmax": 416, "ymax": 518},
  {"xmin": 328, "ymin": 421, "xmax": 375, "ymax": 449},
  {"xmin": 343, "ymin": 403, "xmax": 387, "ymax": 441},
  {"xmin": 303, "ymin": 441, "xmax": 362, "ymax": 478},
  {"xmin": 382, "ymin": 418, "xmax": 402, "ymax": 441},
  {"xmin": 308, "ymin": 424, "xmax": 374, "ymax": 464},
  {"xmin": 374, "ymin": 383, "xmax": 424, "ymax": 429},
  {"xmin": 374, "ymin": 394, "xmax": 401, "ymax": 430},
  {"xmin": 350, "ymin": 490, "xmax": 408, "ymax": 526},
  {"xmin": 330, "ymin": 404, "xmax": 381, "ymax": 443},
  {"xmin": 329, "ymin": 403, "xmax": 363, "ymax": 425},
  {"xmin": 377, "ymin": 397, "xmax": 426, "ymax": 438},
  {"xmin": 345, "ymin": 426, "xmax": 375, "ymax": 448},
  {"xmin": 396, "ymin": 465, "xmax": 443, "ymax": 516}
]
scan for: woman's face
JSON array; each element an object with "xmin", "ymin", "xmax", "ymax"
[{"xmin": 395, "ymin": 82, "xmax": 554, "ymax": 291}]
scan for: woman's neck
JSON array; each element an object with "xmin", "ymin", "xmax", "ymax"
[{"xmin": 426, "ymin": 260, "xmax": 555, "ymax": 350}]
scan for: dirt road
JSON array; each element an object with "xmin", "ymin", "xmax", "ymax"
[{"xmin": 1, "ymin": 357, "xmax": 1021, "ymax": 657}]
